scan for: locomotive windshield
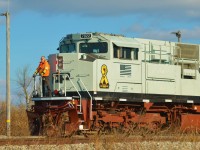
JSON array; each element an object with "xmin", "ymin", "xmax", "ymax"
[
  {"xmin": 79, "ymin": 42, "xmax": 108, "ymax": 53},
  {"xmin": 60, "ymin": 43, "xmax": 76, "ymax": 53}
]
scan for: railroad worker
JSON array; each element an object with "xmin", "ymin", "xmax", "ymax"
[{"xmin": 33, "ymin": 56, "xmax": 51, "ymax": 97}]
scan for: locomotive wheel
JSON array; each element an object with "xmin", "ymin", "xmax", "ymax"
[{"xmin": 97, "ymin": 122, "xmax": 112, "ymax": 135}]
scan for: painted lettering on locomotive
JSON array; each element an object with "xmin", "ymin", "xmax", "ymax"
[{"xmin": 28, "ymin": 32, "xmax": 200, "ymax": 136}]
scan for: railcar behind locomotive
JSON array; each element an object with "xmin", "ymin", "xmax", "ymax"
[{"xmin": 28, "ymin": 32, "xmax": 200, "ymax": 136}]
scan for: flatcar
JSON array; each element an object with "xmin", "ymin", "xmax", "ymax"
[{"xmin": 28, "ymin": 32, "xmax": 200, "ymax": 136}]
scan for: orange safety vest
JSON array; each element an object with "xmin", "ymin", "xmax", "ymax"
[{"xmin": 36, "ymin": 60, "xmax": 50, "ymax": 77}]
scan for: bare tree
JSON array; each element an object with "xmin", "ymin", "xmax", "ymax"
[{"xmin": 15, "ymin": 65, "xmax": 33, "ymax": 106}]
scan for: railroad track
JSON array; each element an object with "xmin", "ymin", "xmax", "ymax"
[
  {"xmin": 0, "ymin": 136, "xmax": 89, "ymax": 145},
  {"xmin": 1, "ymin": 134, "xmax": 200, "ymax": 146}
]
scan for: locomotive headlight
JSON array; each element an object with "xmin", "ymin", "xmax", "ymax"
[
  {"xmin": 59, "ymin": 89, "xmax": 65, "ymax": 96},
  {"xmin": 58, "ymin": 63, "xmax": 63, "ymax": 67},
  {"xmin": 57, "ymin": 56, "xmax": 63, "ymax": 69},
  {"xmin": 58, "ymin": 58, "xmax": 63, "ymax": 62},
  {"xmin": 79, "ymin": 125, "xmax": 83, "ymax": 130}
]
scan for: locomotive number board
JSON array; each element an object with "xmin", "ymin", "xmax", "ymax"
[{"xmin": 80, "ymin": 33, "xmax": 92, "ymax": 39}]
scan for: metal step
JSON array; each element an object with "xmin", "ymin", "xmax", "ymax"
[
  {"xmin": 81, "ymin": 129, "xmax": 89, "ymax": 131},
  {"xmin": 79, "ymin": 120, "xmax": 85, "ymax": 123},
  {"xmin": 78, "ymin": 112, "xmax": 83, "ymax": 115},
  {"xmin": 73, "ymin": 96, "xmax": 80, "ymax": 99}
]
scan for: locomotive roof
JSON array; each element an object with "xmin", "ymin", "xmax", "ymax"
[
  {"xmin": 65, "ymin": 32, "xmax": 200, "ymax": 46},
  {"xmin": 97, "ymin": 32, "xmax": 141, "ymax": 48}
]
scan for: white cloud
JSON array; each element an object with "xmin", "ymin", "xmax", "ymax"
[
  {"xmin": 122, "ymin": 23, "xmax": 200, "ymax": 44},
  {"xmin": 0, "ymin": 0, "xmax": 10, "ymax": 12},
  {"xmin": 186, "ymin": 10, "xmax": 200, "ymax": 18},
  {"xmin": 0, "ymin": 0, "xmax": 8, "ymax": 7},
  {"xmin": 0, "ymin": 0, "xmax": 199, "ymax": 20},
  {"xmin": 182, "ymin": 27, "xmax": 200, "ymax": 40},
  {"xmin": 1, "ymin": 0, "xmax": 199, "ymax": 42}
]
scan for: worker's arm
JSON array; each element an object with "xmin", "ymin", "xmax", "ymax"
[{"xmin": 33, "ymin": 64, "xmax": 42, "ymax": 77}]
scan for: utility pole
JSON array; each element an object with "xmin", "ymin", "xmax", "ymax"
[{"xmin": 1, "ymin": 12, "xmax": 11, "ymax": 137}]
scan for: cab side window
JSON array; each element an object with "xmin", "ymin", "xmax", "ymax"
[
  {"xmin": 114, "ymin": 45, "xmax": 119, "ymax": 58},
  {"xmin": 133, "ymin": 48, "xmax": 139, "ymax": 60},
  {"xmin": 113, "ymin": 44, "xmax": 139, "ymax": 60},
  {"xmin": 122, "ymin": 47, "xmax": 131, "ymax": 59}
]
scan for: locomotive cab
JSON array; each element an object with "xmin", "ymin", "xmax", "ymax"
[
  {"xmin": 48, "ymin": 33, "xmax": 110, "ymax": 97},
  {"xmin": 46, "ymin": 32, "xmax": 142, "ymax": 99}
]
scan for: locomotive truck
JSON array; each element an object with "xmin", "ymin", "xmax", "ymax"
[{"xmin": 28, "ymin": 32, "xmax": 200, "ymax": 136}]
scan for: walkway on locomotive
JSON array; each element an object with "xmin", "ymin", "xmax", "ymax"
[{"xmin": 32, "ymin": 32, "xmax": 200, "ymax": 104}]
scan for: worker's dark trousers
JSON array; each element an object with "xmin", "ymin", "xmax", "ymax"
[{"xmin": 42, "ymin": 76, "xmax": 51, "ymax": 97}]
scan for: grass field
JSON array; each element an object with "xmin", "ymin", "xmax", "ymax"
[
  {"xmin": 1, "ymin": 101, "xmax": 200, "ymax": 150},
  {"xmin": 0, "ymin": 101, "xmax": 30, "ymax": 136}
]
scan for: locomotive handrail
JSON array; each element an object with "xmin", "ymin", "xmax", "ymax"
[
  {"xmin": 77, "ymin": 78, "xmax": 91, "ymax": 97},
  {"xmin": 64, "ymin": 74, "xmax": 83, "ymax": 112},
  {"xmin": 28, "ymin": 77, "xmax": 38, "ymax": 110},
  {"xmin": 39, "ymin": 77, "xmax": 43, "ymax": 97},
  {"xmin": 174, "ymin": 57, "xmax": 198, "ymax": 62},
  {"xmin": 77, "ymin": 78, "xmax": 93, "ymax": 120},
  {"xmin": 32, "ymin": 76, "xmax": 43, "ymax": 97},
  {"xmin": 52, "ymin": 73, "xmax": 82, "ymax": 111},
  {"xmin": 142, "ymin": 42, "xmax": 174, "ymax": 65},
  {"xmin": 65, "ymin": 74, "xmax": 82, "ymax": 107},
  {"xmin": 173, "ymin": 57, "xmax": 198, "ymax": 79}
]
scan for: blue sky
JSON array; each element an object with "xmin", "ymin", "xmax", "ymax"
[{"xmin": 0, "ymin": 0, "xmax": 200, "ymax": 102}]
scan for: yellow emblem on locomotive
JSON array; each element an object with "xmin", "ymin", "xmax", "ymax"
[{"xmin": 99, "ymin": 64, "xmax": 109, "ymax": 88}]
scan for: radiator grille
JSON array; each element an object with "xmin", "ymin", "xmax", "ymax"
[{"xmin": 175, "ymin": 43, "xmax": 199, "ymax": 60}]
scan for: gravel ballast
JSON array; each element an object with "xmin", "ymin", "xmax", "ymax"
[{"xmin": 0, "ymin": 141, "xmax": 200, "ymax": 150}]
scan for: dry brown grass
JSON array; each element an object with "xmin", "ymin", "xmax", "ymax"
[
  {"xmin": 85, "ymin": 126, "xmax": 200, "ymax": 148},
  {"xmin": 0, "ymin": 101, "xmax": 30, "ymax": 136},
  {"xmin": 0, "ymin": 101, "xmax": 7, "ymax": 135}
]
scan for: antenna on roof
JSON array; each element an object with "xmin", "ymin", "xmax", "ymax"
[{"xmin": 171, "ymin": 30, "xmax": 181, "ymax": 43}]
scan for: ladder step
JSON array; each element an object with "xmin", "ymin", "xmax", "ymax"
[
  {"xmin": 78, "ymin": 112, "xmax": 83, "ymax": 115},
  {"xmin": 81, "ymin": 129, "xmax": 89, "ymax": 131},
  {"xmin": 73, "ymin": 96, "xmax": 80, "ymax": 99}
]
